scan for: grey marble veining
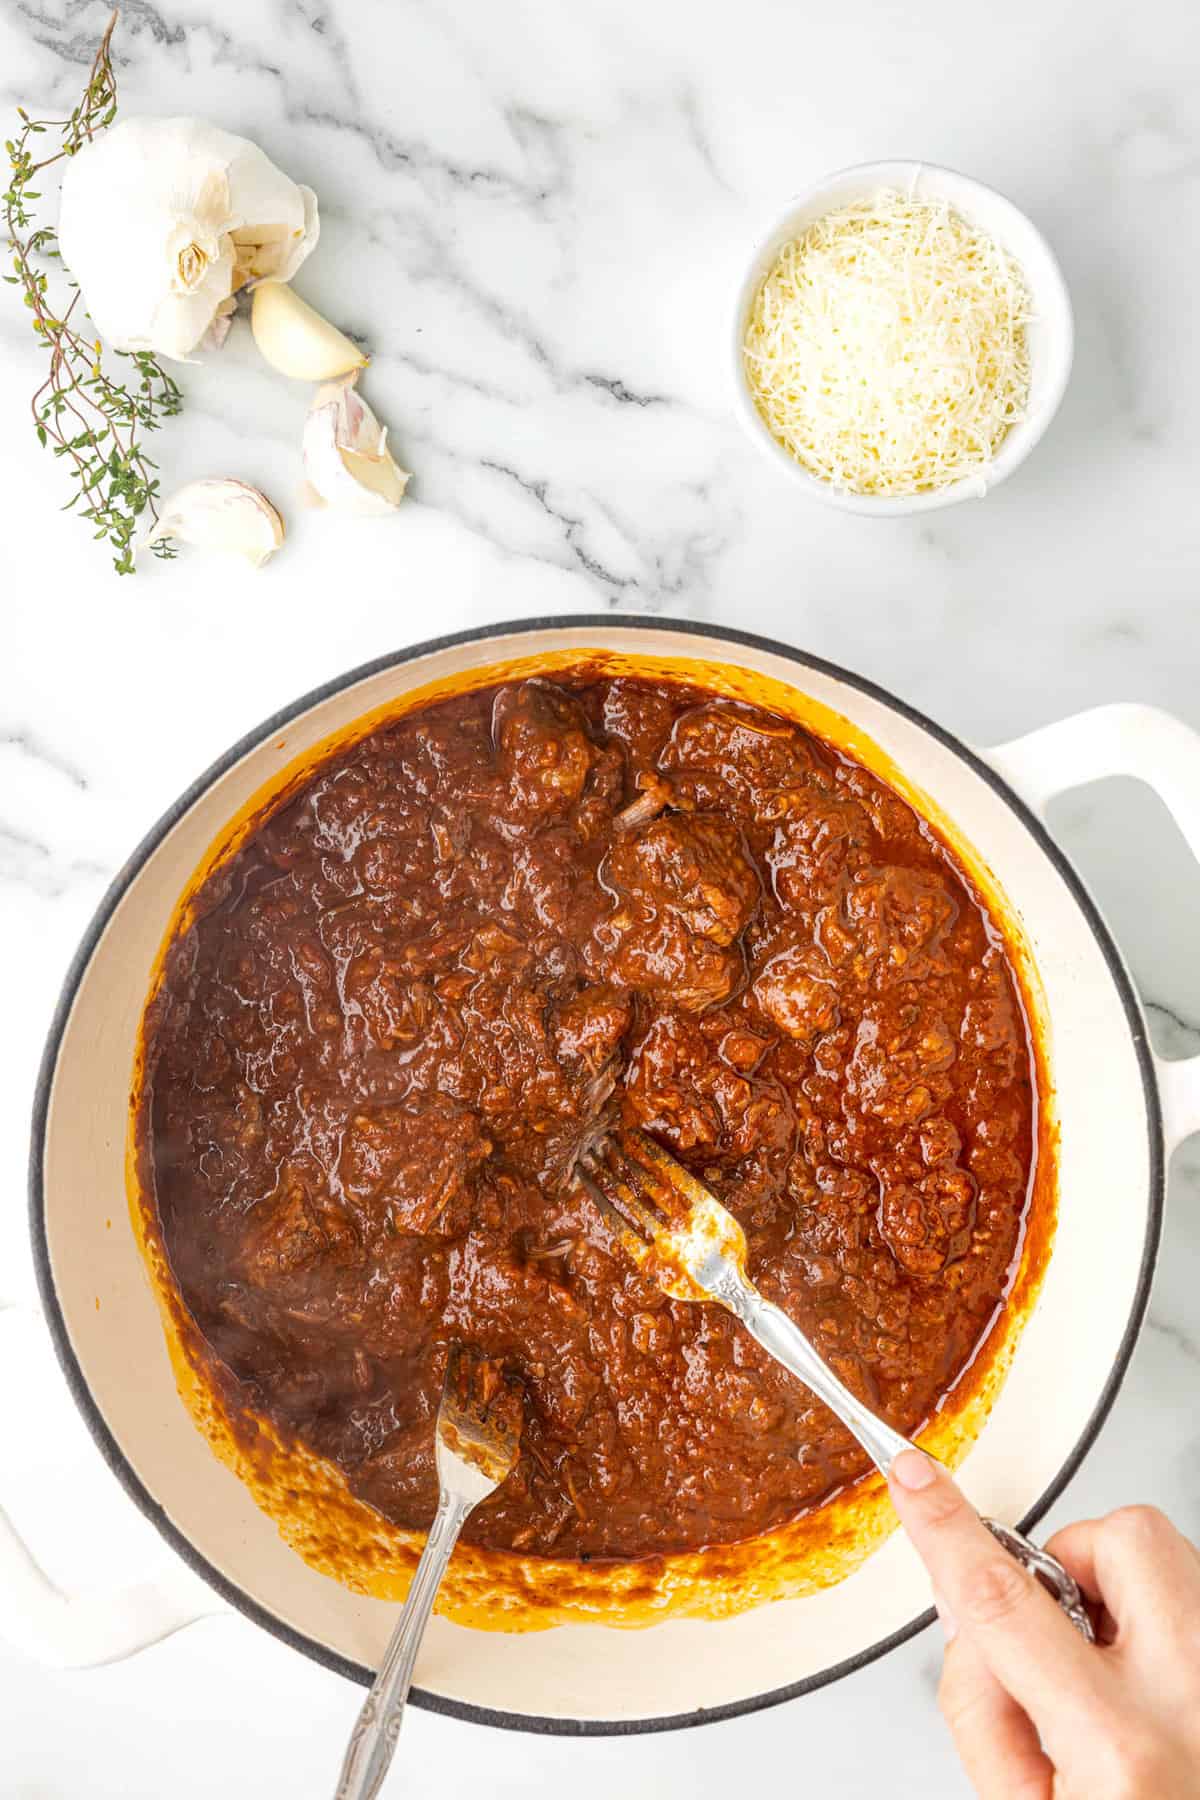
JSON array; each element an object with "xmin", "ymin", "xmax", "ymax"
[{"xmin": 2, "ymin": 0, "xmax": 1200, "ymax": 1793}]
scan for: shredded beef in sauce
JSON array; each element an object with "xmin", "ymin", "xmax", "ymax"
[{"xmin": 146, "ymin": 676, "xmax": 1035, "ymax": 1560}]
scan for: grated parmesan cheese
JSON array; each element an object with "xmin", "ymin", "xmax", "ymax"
[{"xmin": 742, "ymin": 192, "xmax": 1032, "ymax": 498}]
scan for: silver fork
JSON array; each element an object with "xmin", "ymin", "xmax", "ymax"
[
  {"xmin": 334, "ymin": 1345, "xmax": 524, "ymax": 1799},
  {"xmin": 579, "ymin": 1128, "xmax": 1094, "ymax": 1641}
]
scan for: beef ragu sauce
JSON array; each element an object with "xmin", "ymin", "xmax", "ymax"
[{"xmin": 145, "ymin": 676, "xmax": 1036, "ymax": 1562}]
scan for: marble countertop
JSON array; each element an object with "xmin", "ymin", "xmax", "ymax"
[{"xmin": 3, "ymin": 0, "xmax": 1199, "ymax": 1792}]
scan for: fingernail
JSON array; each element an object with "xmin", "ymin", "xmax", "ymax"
[
  {"xmin": 933, "ymin": 1589, "xmax": 959, "ymax": 1644},
  {"xmin": 891, "ymin": 1449, "xmax": 937, "ymax": 1492}
]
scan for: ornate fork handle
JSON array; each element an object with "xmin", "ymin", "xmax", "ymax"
[
  {"xmin": 710, "ymin": 1266, "xmax": 1095, "ymax": 1643},
  {"xmin": 334, "ymin": 1488, "xmax": 473, "ymax": 1800},
  {"xmin": 982, "ymin": 1519, "xmax": 1095, "ymax": 1641}
]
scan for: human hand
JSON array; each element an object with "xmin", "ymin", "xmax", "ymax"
[{"xmin": 889, "ymin": 1449, "xmax": 1200, "ymax": 1798}]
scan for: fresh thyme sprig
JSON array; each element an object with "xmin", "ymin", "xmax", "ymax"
[{"xmin": 3, "ymin": 10, "xmax": 183, "ymax": 575}]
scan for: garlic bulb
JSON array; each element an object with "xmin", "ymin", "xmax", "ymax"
[
  {"xmin": 303, "ymin": 373, "xmax": 410, "ymax": 514},
  {"xmin": 57, "ymin": 117, "xmax": 319, "ymax": 361},
  {"xmin": 251, "ymin": 280, "xmax": 367, "ymax": 381},
  {"xmin": 141, "ymin": 479, "xmax": 285, "ymax": 567}
]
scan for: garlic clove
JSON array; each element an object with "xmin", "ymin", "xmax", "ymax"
[
  {"xmin": 57, "ymin": 117, "xmax": 319, "ymax": 362},
  {"xmin": 141, "ymin": 478, "xmax": 285, "ymax": 567},
  {"xmin": 339, "ymin": 438, "xmax": 410, "ymax": 508},
  {"xmin": 302, "ymin": 373, "xmax": 410, "ymax": 515},
  {"xmin": 251, "ymin": 281, "xmax": 367, "ymax": 381}
]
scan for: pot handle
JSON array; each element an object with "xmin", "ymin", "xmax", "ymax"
[
  {"xmin": 984, "ymin": 702, "xmax": 1200, "ymax": 1155},
  {"xmin": 0, "ymin": 1303, "xmax": 223, "ymax": 1667}
]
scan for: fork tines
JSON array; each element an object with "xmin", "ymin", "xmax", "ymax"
[
  {"xmin": 440, "ymin": 1343, "xmax": 524, "ymax": 1464},
  {"xmin": 443, "ymin": 1342, "xmax": 503, "ymax": 1424},
  {"xmin": 579, "ymin": 1130, "xmax": 687, "ymax": 1248}
]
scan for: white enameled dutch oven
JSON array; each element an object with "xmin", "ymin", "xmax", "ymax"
[{"xmin": 18, "ymin": 617, "xmax": 1200, "ymax": 1733}]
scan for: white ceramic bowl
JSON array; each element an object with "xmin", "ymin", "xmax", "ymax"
[
  {"xmin": 21, "ymin": 618, "xmax": 1200, "ymax": 1731},
  {"xmin": 731, "ymin": 160, "xmax": 1075, "ymax": 516}
]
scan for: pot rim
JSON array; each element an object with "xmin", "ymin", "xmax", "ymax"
[{"xmin": 27, "ymin": 613, "xmax": 1165, "ymax": 1735}]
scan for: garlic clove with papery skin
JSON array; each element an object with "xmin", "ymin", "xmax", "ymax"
[
  {"xmin": 302, "ymin": 373, "xmax": 410, "ymax": 515},
  {"xmin": 57, "ymin": 117, "xmax": 319, "ymax": 362},
  {"xmin": 251, "ymin": 280, "xmax": 367, "ymax": 381},
  {"xmin": 141, "ymin": 479, "xmax": 285, "ymax": 567}
]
